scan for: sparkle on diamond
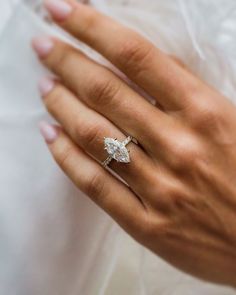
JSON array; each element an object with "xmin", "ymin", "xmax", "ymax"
[{"xmin": 104, "ymin": 138, "xmax": 130, "ymax": 163}]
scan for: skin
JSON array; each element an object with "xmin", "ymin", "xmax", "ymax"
[{"xmin": 33, "ymin": 0, "xmax": 236, "ymax": 287}]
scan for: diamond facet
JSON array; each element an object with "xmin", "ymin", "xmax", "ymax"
[
  {"xmin": 104, "ymin": 137, "xmax": 130, "ymax": 163},
  {"xmin": 104, "ymin": 138, "xmax": 119, "ymax": 155}
]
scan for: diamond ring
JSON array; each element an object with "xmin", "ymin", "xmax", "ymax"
[{"xmin": 102, "ymin": 136, "xmax": 134, "ymax": 168}]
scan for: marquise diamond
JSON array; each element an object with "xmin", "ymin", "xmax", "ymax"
[{"xmin": 104, "ymin": 138, "xmax": 130, "ymax": 163}]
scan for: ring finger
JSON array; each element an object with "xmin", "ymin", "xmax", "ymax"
[{"xmin": 39, "ymin": 78, "xmax": 156, "ymax": 199}]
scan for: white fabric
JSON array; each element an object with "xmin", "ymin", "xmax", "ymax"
[
  {"xmin": 0, "ymin": 0, "xmax": 236, "ymax": 294},
  {"xmin": 0, "ymin": 3, "xmax": 120, "ymax": 295}
]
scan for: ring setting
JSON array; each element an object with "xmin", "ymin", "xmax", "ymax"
[{"xmin": 102, "ymin": 136, "xmax": 133, "ymax": 168}]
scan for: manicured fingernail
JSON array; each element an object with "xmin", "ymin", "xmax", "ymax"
[
  {"xmin": 39, "ymin": 121, "xmax": 58, "ymax": 144},
  {"xmin": 32, "ymin": 36, "xmax": 54, "ymax": 58},
  {"xmin": 38, "ymin": 77, "xmax": 55, "ymax": 96},
  {"xmin": 44, "ymin": 0, "xmax": 72, "ymax": 21}
]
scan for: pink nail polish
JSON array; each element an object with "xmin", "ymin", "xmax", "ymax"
[
  {"xmin": 39, "ymin": 121, "xmax": 58, "ymax": 144},
  {"xmin": 38, "ymin": 77, "xmax": 55, "ymax": 96},
  {"xmin": 44, "ymin": 0, "xmax": 72, "ymax": 21},
  {"xmin": 32, "ymin": 36, "xmax": 54, "ymax": 58}
]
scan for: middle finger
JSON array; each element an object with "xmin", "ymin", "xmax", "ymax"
[{"xmin": 32, "ymin": 37, "xmax": 173, "ymax": 155}]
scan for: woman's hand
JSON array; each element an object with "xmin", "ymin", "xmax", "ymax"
[{"xmin": 32, "ymin": 0, "xmax": 236, "ymax": 287}]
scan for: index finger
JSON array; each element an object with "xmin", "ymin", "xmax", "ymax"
[{"xmin": 44, "ymin": 0, "xmax": 202, "ymax": 111}]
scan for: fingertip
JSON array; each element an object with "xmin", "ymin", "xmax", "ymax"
[
  {"xmin": 31, "ymin": 36, "xmax": 54, "ymax": 58},
  {"xmin": 38, "ymin": 77, "xmax": 55, "ymax": 97},
  {"xmin": 44, "ymin": 0, "xmax": 73, "ymax": 21},
  {"xmin": 39, "ymin": 121, "xmax": 59, "ymax": 144}
]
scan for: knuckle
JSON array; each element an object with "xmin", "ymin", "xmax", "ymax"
[
  {"xmin": 117, "ymin": 36, "xmax": 154, "ymax": 75},
  {"xmin": 76, "ymin": 8, "xmax": 99, "ymax": 34},
  {"xmin": 87, "ymin": 75, "xmax": 120, "ymax": 107},
  {"xmin": 190, "ymin": 99, "xmax": 223, "ymax": 131},
  {"xmin": 175, "ymin": 147, "xmax": 196, "ymax": 168},
  {"xmin": 139, "ymin": 218, "xmax": 154, "ymax": 240},
  {"xmin": 160, "ymin": 184, "xmax": 194, "ymax": 209},
  {"xmin": 136, "ymin": 214, "xmax": 172, "ymax": 243},
  {"xmin": 54, "ymin": 45, "xmax": 75, "ymax": 74},
  {"xmin": 180, "ymin": 78, "xmax": 201, "ymax": 101},
  {"xmin": 56, "ymin": 144, "xmax": 73, "ymax": 170},
  {"xmin": 85, "ymin": 171, "xmax": 106, "ymax": 201},
  {"xmin": 132, "ymin": 214, "xmax": 150, "ymax": 242},
  {"xmin": 158, "ymin": 184, "xmax": 178, "ymax": 201},
  {"xmin": 175, "ymin": 148, "xmax": 199, "ymax": 171},
  {"xmin": 168, "ymin": 135, "xmax": 204, "ymax": 171},
  {"xmin": 150, "ymin": 179, "xmax": 186, "ymax": 210},
  {"xmin": 76, "ymin": 122, "xmax": 103, "ymax": 151},
  {"xmin": 169, "ymin": 55, "xmax": 186, "ymax": 68},
  {"xmin": 45, "ymin": 85, "xmax": 63, "ymax": 113},
  {"xmin": 173, "ymin": 191, "xmax": 199, "ymax": 211}
]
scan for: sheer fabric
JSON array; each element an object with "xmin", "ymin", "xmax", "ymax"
[{"xmin": 0, "ymin": 3, "xmax": 120, "ymax": 295}]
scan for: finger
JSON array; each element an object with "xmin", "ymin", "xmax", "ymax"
[
  {"xmin": 39, "ymin": 77, "xmax": 156, "ymax": 198},
  {"xmin": 169, "ymin": 55, "xmax": 187, "ymax": 69},
  {"xmin": 44, "ymin": 0, "xmax": 203, "ymax": 111},
  {"xmin": 32, "ymin": 37, "xmax": 173, "ymax": 154},
  {"xmin": 39, "ymin": 121, "xmax": 146, "ymax": 237}
]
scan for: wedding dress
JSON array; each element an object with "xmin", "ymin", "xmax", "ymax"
[{"xmin": 0, "ymin": 1, "xmax": 236, "ymax": 294}]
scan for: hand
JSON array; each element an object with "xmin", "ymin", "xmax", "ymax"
[{"xmin": 32, "ymin": 0, "xmax": 236, "ymax": 287}]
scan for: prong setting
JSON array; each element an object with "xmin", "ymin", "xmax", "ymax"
[{"xmin": 103, "ymin": 136, "xmax": 134, "ymax": 167}]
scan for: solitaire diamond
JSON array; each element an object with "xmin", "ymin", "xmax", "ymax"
[{"xmin": 104, "ymin": 137, "xmax": 130, "ymax": 163}]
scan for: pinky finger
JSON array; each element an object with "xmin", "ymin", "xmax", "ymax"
[{"xmin": 39, "ymin": 121, "xmax": 146, "ymax": 237}]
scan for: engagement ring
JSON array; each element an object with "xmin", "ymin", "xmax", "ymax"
[{"xmin": 102, "ymin": 136, "xmax": 134, "ymax": 168}]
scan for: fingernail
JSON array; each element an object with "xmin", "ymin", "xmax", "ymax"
[
  {"xmin": 39, "ymin": 121, "xmax": 58, "ymax": 144},
  {"xmin": 44, "ymin": 0, "xmax": 72, "ymax": 21},
  {"xmin": 38, "ymin": 77, "xmax": 55, "ymax": 96},
  {"xmin": 32, "ymin": 36, "xmax": 54, "ymax": 58}
]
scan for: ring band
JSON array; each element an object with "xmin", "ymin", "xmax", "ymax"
[{"xmin": 102, "ymin": 136, "xmax": 134, "ymax": 168}]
